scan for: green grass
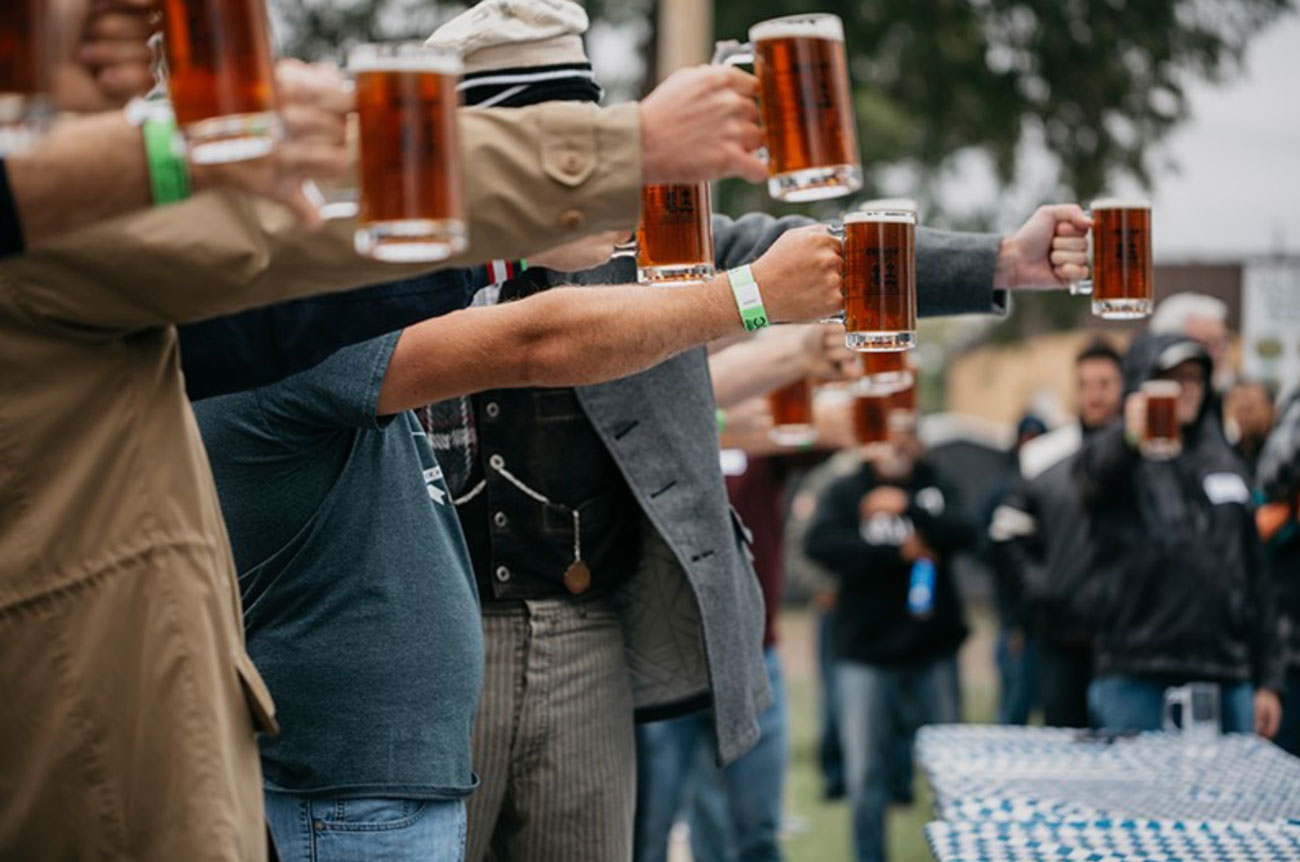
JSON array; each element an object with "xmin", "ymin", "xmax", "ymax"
[{"xmin": 774, "ymin": 603, "xmax": 999, "ymax": 862}]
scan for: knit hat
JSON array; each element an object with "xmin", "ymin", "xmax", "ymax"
[{"xmin": 426, "ymin": 0, "xmax": 602, "ymax": 108}]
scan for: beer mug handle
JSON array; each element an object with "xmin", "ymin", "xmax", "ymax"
[
  {"xmin": 1162, "ymin": 684, "xmax": 1189, "ymax": 732},
  {"xmin": 1068, "ymin": 208, "xmax": 1094, "ymax": 296},
  {"xmin": 712, "ymin": 40, "xmax": 768, "ymax": 167},
  {"xmin": 711, "ymin": 39, "xmax": 755, "ymax": 67},
  {"xmin": 816, "ymin": 220, "xmax": 847, "ymax": 325}
]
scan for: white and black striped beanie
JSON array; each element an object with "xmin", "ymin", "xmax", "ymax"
[{"xmin": 426, "ymin": 0, "xmax": 602, "ymax": 108}]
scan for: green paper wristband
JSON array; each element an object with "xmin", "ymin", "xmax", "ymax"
[
  {"xmin": 727, "ymin": 264, "xmax": 770, "ymax": 332},
  {"xmin": 142, "ymin": 114, "xmax": 191, "ymax": 206},
  {"xmin": 716, "ymin": 408, "xmax": 727, "ymax": 434}
]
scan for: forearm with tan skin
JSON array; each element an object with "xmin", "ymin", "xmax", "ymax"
[
  {"xmin": 709, "ymin": 324, "xmax": 855, "ymax": 410},
  {"xmin": 376, "ymin": 225, "xmax": 843, "ymax": 415}
]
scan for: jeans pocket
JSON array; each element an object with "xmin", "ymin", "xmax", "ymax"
[{"xmin": 315, "ymin": 798, "xmax": 428, "ymax": 832}]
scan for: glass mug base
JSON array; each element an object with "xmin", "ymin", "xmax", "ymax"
[
  {"xmin": 1141, "ymin": 439, "xmax": 1182, "ymax": 461},
  {"xmin": 768, "ymin": 163, "xmax": 863, "ymax": 203},
  {"xmin": 864, "ymin": 370, "xmax": 914, "ymax": 392},
  {"xmin": 769, "ymin": 424, "xmax": 818, "ymax": 446},
  {"xmin": 845, "ymin": 330, "xmax": 915, "ymax": 352},
  {"xmin": 637, "ymin": 262, "xmax": 715, "ymax": 286},
  {"xmin": 183, "ymin": 112, "xmax": 282, "ymax": 165},
  {"xmin": 354, "ymin": 219, "xmax": 468, "ymax": 263},
  {"xmin": 1093, "ymin": 297, "xmax": 1153, "ymax": 320}
]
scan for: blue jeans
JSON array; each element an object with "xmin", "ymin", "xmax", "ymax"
[
  {"xmin": 837, "ymin": 655, "xmax": 960, "ymax": 862},
  {"xmin": 1088, "ymin": 674, "xmax": 1255, "ymax": 733},
  {"xmin": 634, "ymin": 647, "xmax": 787, "ymax": 862},
  {"xmin": 996, "ymin": 628, "xmax": 1039, "ymax": 725},
  {"xmin": 817, "ymin": 611, "xmax": 845, "ymax": 796},
  {"xmin": 264, "ymin": 791, "xmax": 466, "ymax": 862},
  {"xmin": 1275, "ymin": 667, "xmax": 1300, "ymax": 756}
]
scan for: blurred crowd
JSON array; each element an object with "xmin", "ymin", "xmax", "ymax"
[{"xmin": 694, "ymin": 292, "xmax": 1300, "ymax": 862}]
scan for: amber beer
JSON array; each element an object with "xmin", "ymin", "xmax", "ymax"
[
  {"xmin": 0, "ymin": 0, "xmax": 47, "ymax": 155},
  {"xmin": 162, "ymin": 0, "xmax": 279, "ymax": 163},
  {"xmin": 769, "ymin": 378, "xmax": 817, "ymax": 446},
  {"xmin": 1142, "ymin": 380, "xmax": 1181, "ymax": 460},
  {"xmin": 351, "ymin": 44, "xmax": 466, "ymax": 263},
  {"xmin": 843, "ymin": 209, "xmax": 917, "ymax": 351},
  {"xmin": 637, "ymin": 183, "xmax": 715, "ymax": 285},
  {"xmin": 851, "ymin": 388, "xmax": 892, "ymax": 447},
  {"xmin": 716, "ymin": 14, "xmax": 861, "ymax": 202},
  {"xmin": 1090, "ymin": 198, "xmax": 1154, "ymax": 319}
]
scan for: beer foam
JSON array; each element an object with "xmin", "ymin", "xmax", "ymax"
[
  {"xmin": 1142, "ymin": 380, "xmax": 1181, "ymax": 397},
  {"xmin": 844, "ymin": 209, "xmax": 916, "ymax": 225},
  {"xmin": 750, "ymin": 13, "xmax": 844, "ymax": 43},
  {"xmin": 348, "ymin": 45, "xmax": 463, "ymax": 76},
  {"xmin": 1090, "ymin": 196, "xmax": 1151, "ymax": 210},
  {"xmin": 860, "ymin": 198, "xmax": 918, "ymax": 213}
]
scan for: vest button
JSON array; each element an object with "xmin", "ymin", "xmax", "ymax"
[
  {"xmin": 494, "ymin": 511, "xmax": 508, "ymax": 528},
  {"xmin": 485, "ymin": 402, "xmax": 500, "ymax": 419},
  {"xmin": 495, "ymin": 566, "xmax": 511, "ymax": 582},
  {"xmin": 489, "ymin": 454, "xmax": 504, "ymax": 470}
]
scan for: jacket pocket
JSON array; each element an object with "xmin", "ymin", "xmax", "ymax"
[{"xmin": 234, "ymin": 650, "xmax": 280, "ymax": 737}]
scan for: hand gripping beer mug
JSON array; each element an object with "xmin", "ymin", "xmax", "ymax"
[
  {"xmin": 162, "ymin": 0, "xmax": 281, "ymax": 163},
  {"xmin": 1141, "ymin": 380, "xmax": 1182, "ymax": 460},
  {"xmin": 1083, "ymin": 198, "xmax": 1154, "ymax": 319},
  {"xmin": 768, "ymin": 378, "xmax": 817, "ymax": 446},
  {"xmin": 843, "ymin": 208, "xmax": 917, "ymax": 352},
  {"xmin": 636, "ymin": 182, "xmax": 716, "ymax": 285},
  {"xmin": 0, "ymin": 0, "xmax": 51, "ymax": 155},
  {"xmin": 714, "ymin": 14, "xmax": 862, "ymax": 202},
  {"xmin": 351, "ymin": 43, "xmax": 467, "ymax": 263}
]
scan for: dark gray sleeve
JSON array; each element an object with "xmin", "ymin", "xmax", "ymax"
[{"xmin": 710, "ymin": 213, "xmax": 1007, "ymax": 318}]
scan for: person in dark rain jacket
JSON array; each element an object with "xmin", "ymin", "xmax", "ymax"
[{"xmin": 1075, "ymin": 332, "xmax": 1284, "ymax": 738}]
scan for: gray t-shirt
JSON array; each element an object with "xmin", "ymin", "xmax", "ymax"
[{"xmin": 194, "ymin": 332, "xmax": 482, "ymax": 798}]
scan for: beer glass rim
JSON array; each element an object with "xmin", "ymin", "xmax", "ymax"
[
  {"xmin": 860, "ymin": 198, "xmax": 918, "ymax": 213},
  {"xmin": 1142, "ymin": 380, "xmax": 1181, "ymax": 397},
  {"xmin": 348, "ymin": 42, "xmax": 463, "ymax": 75},
  {"xmin": 1090, "ymin": 196, "xmax": 1151, "ymax": 210},
  {"xmin": 750, "ymin": 13, "xmax": 845, "ymax": 43},
  {"xmin": 845, "ymin": 209, "xmax": 917, "ymax": 225}
]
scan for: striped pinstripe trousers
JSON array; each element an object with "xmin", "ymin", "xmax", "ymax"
[{"xmin": 467, "ymin": 598, "xmax": 636, "ymax": 862}]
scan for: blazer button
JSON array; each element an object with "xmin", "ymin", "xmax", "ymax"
[
  {"xmin": 559, "ymin": 209, "xmax": 585, "ymax": 230},
  {"xmin": 495, "ymin": 565, "xmax": 511, "ymax": 582}
]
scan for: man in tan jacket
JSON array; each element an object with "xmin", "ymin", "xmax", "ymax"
[{"xmin": 0, "ymin": 45, "xmax": 766, "ymax": 862}]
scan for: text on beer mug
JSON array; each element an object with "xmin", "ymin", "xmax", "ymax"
[
  {"xmin": 162, "ymin": 0, "xmax": 281, "ymax": 164},
  {"xmin": 843, "ymin": 208, "xmax": 917, "ymax": 352},
  {"xmin": 713, "ymin": 14, "xmax": 862, "ymax": 203},
  {"xmin": 636, "ymin": 182, "xmax": 716, "ymax": 286},
  {"xmin": 1090, "ymin": 197, "xmax": 1153, "ymax": 320},
  {"xmin": 350, "ymin": 43, "xmax": 467, "ymax": 263}
]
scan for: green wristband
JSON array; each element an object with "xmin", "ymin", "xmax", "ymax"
[
  {"xmin": 716, "ymin": 408, "xmax": 727, "ymax": 434},
  {"xmin": 142, "ymin": 113, "xmax": 191, "ymax": 206},
  {"xmin": 727, "ymin": 264, "xmax": 770, "ymax": 332}
]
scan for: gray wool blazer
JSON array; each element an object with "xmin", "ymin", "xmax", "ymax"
[{"xmin": 570, "ymin": 212, "xmax": 1005, "ymax": 765}]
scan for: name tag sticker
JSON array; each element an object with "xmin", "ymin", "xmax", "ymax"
[
  {"xmin": 719, "ymin": 448, "xmax": 749, "ymax": 477},
  {"xmin": 1203, "ymin": 472, "xmax": 1250, "ymax": 505}
]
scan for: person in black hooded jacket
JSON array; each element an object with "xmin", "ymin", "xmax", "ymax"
[{"xmin": 1075, "ymin": 332, "xmax": 1284, "ymax": 737}]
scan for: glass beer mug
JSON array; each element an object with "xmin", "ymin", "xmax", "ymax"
[{"xmin": 713, "ymin": 13, "xmax": 862, "ymax": 202}]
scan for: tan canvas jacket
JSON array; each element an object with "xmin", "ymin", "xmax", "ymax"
[{"xmin": 0, "ymin": 100, "xmax": 639, "ymax": 862}]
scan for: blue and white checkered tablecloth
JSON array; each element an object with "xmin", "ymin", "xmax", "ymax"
[{"xmin": 917, "ymin": 726, "xmax": 1300, "ymax": 861}]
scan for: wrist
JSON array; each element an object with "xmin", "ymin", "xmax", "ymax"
[
  {"xmin": 725, "ymin": 264, "xmax": 771, "ymax": 333},
  {"xmin": 994, "ymin": 236, "xmax": 1020, "ymax": 289}
]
